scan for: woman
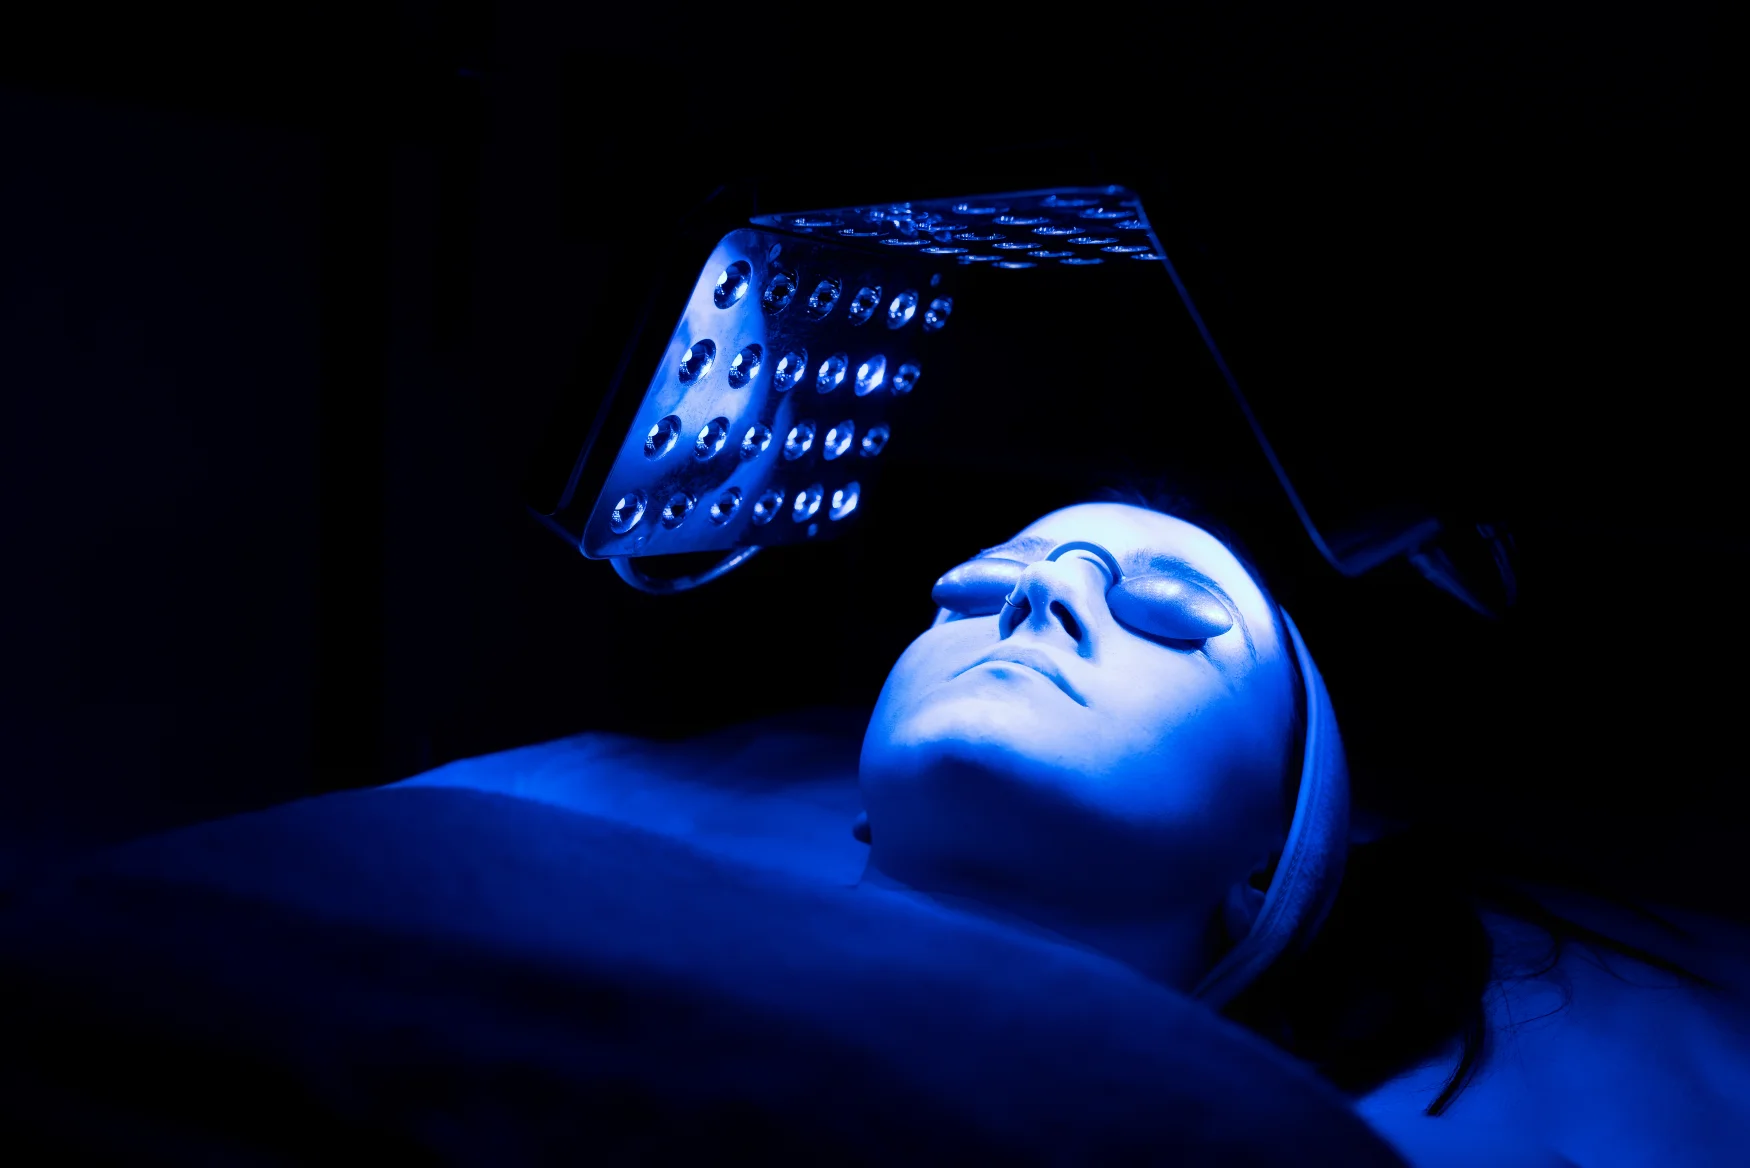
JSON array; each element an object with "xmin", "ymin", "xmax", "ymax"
[
  {"xmin": 858, "ymin": 499, "xmax": 1333, "ymax": 1007},
  {"xmin": 853, "ymin": 497, "xmax": 1746, "ymax": 1167},
  {"xmin": 5, "ymin": 498, "xmax": 1735, "ymax": 1162}
]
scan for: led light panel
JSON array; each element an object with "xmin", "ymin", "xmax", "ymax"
[{"xmin": 576, "ymin": 187, "xmax": 1162, "ymax": 560}]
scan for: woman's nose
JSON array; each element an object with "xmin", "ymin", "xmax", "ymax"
[{"xmin": 1001, "ymin": 554, "xmax": 1111, "ymax": 650}]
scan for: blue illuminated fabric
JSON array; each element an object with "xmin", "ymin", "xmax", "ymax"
[
  {"xmin": 0, "ymin": 714, "xmax": 1403, "ymax": 1165},
  {"xmin": 1195, "ymin": 611, "xmax": 1351, "ymax": 1008}
]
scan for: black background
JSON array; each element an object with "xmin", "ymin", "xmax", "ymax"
[{"xmin": 2, "ymin": 5, "xmax": 1735, "ymax": 915}]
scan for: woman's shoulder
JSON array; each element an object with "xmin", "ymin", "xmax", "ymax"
[{"xmin": 1357, "ymin": 892, "xmax": 1750, "ymax": 1167}]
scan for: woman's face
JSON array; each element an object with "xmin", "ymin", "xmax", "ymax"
[{"xmin": 859, "ymin": 503, "xmax": 1300, "ymax": 918}]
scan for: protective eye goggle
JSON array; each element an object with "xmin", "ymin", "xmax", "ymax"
[{"xmin": 929, "ymin": 540, "xmax": 1235, "ymax": 643}]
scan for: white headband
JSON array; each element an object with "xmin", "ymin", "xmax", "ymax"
[{"xmin": 1193, "ymin": 610, "xmax": 1350, "ymax": 1008}]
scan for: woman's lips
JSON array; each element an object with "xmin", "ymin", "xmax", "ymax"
[{"xmin": 955, "ymin": 646, "xmax": 1088, "ymax": 706}]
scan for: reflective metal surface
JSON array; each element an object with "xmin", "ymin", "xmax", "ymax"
[{"xmin": 577, "ymin": 187, "xmax": 1160, "ymax": 561}]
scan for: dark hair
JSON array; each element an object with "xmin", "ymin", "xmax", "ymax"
[
  {"xmin": 1224, "ymin": 827, "xmax": 1716, "ymax": 1114},
  {"xmin": 1093, "ymin": 483, "xmax": 1715, "ymax": 1115}
]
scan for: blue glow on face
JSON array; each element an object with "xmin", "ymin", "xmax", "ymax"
[
  {"xmin": 930, "ymin": 542, "xmax": 1235, "ymax": 642},
  {"xmin": 859, "ymin": 503, "xmax": 1299, "ymax": 975}
]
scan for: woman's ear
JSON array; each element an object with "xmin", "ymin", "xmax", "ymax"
[{"xmin": 1222, "ymin": 858, "xmax": 1275, "ymax": 942}]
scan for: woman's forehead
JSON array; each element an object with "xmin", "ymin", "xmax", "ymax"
[
  {"xmin": 1015, "ymin": 504, "xmax": 1235, "ymax": 569},
  {"xmin": 1009, "ymin": 503, "xmax": 1274, "ymax": 618}
]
